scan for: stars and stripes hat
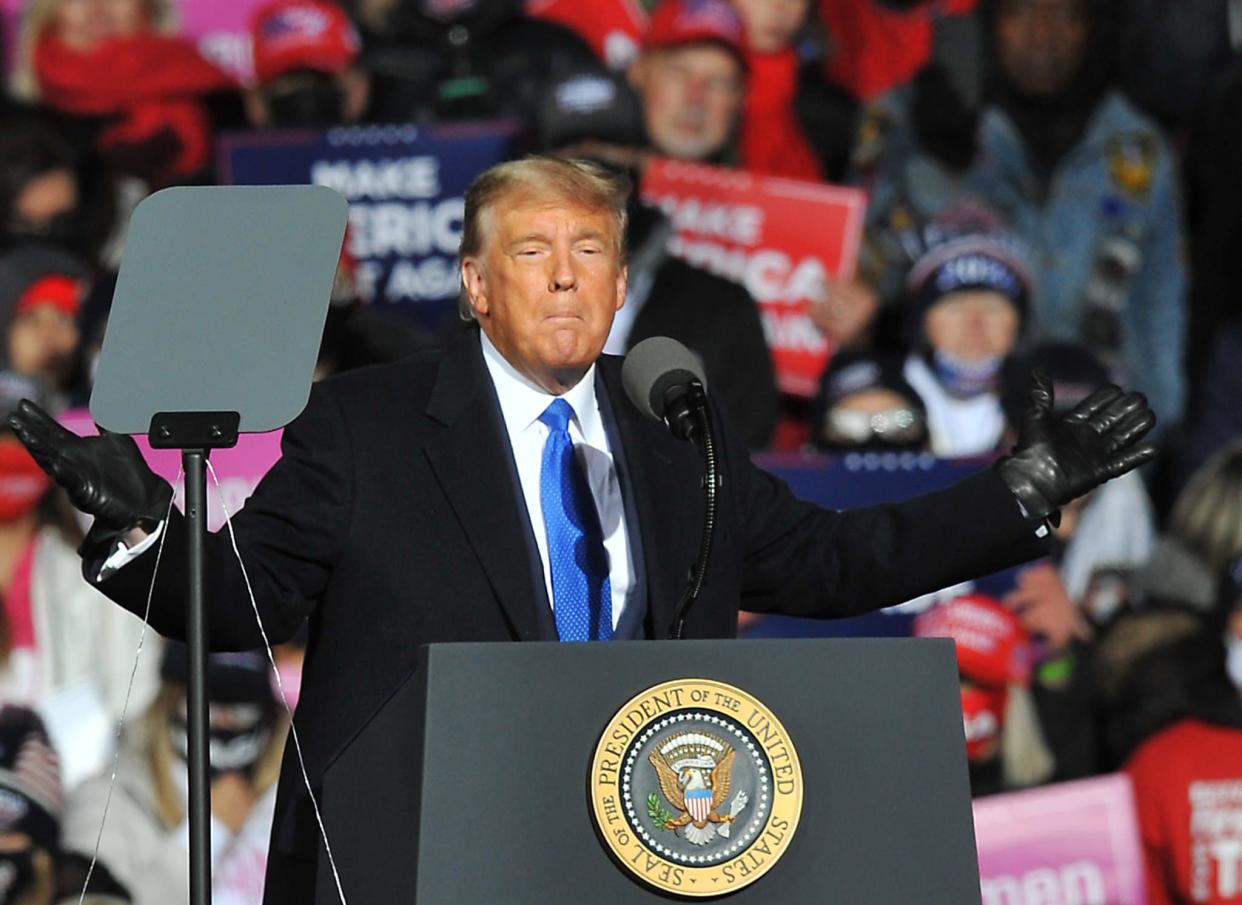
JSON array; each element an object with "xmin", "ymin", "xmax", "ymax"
[
  {"xmin": 0, "ymin": 707, "xmax": 62, "ymax": 852},
  {"xmin": 646, "ymin": 0, "xmax": 746, "ymax": 65},
  {"xmin": 250, "ymin": 0, "xmax": 361, "ymax": 86}
]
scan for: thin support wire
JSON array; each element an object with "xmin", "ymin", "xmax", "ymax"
[
  {"xmin": 78, "ymin": 473, "xmax": 180, "ymax": 905},
  {"xmin": 206, "ymin": 460, "xmax": 348, "ymax": 905}
]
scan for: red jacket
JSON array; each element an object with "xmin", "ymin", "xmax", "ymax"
[{"xmin": 1125, "ymin": 719, "xmax": 1242, "ymax": 904}]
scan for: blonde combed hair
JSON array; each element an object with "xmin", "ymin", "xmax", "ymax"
[
  {"xmin": 457, "ymin": 155, "xmax": 630, "ymax": 320},
  {"xmin": 1170, "ymin": 438, "xmax": 1242, "ymax": 574}
]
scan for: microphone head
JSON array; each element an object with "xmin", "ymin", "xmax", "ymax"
[{"xmin": 621, "ymin": 337, "xmax": 707, "ymax": 422}]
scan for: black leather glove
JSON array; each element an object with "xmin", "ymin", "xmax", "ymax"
[
  {"xmin": 996, "ymin": 370, "xmax": 1157, "ymax": 524},
  {"xmin": 7, "ymin": 399, "xmax": 173, "ymax": 533}
]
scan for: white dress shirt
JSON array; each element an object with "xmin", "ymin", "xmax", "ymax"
[
  {"xmin": 480, "ymin": 331, "xmax": 633, "ymax": 631},
  {"xmin": 101, "ymin": 332, "xmax": 636, "ymax": 632}
]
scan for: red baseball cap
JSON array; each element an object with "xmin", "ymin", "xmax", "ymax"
[
  {"xmin": 251, "ymin": 0, "xmax": 361, "ymax": 86},
  {"xmin": 645, "ymin": 0, "xmax": 746, "ymax": 62},
  {"xmin": 16, "ymin": 275, "xmax": 83, "ymax": 320},
  {"xmin": 914, "ymin": 593, "xmax": 1032, "ymax": 689}
]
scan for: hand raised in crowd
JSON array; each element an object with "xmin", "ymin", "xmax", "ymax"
[
  {"xmin": 807, "ymin": 278, "xmax": 879, "ymax": 349},
  {"xmin": 996, "ymin": 370, "xmax": 1156, "ymax": 523},
  {"xmin": 1004, "ymin": 561, "xmax": 1091, "ymax": 652},
  {"xmin": 6, "ymin": 399, "xmax": 172, "ymax": 534}
]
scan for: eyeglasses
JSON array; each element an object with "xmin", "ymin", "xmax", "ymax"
[{"xmin": 822, "ymin": 407, "xmax": 926, "ymax": 445}]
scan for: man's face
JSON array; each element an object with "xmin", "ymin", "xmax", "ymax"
[
  {"xmin": 628, "ymin": 45, "xmax": 745, "ymax": 161},
  {"xmin": 8, "ymin": 303, "xmax": 80, "ymax": 386},
  {"xmin": 995, "ymin": 0, "xmax": 1088, "ymax": 97},
  {"xmin": 461, "ymin": 195, "xmax": 626, "ymax": 394},
  {"xmin": 924, "ymin": 290, "xmax": 1020, "ymax": 363},
  {"xmin": 13, "ymin": 169, "xmax": 77, "ymax": 232}
]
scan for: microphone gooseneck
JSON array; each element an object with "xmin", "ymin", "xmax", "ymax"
[{"xmin": 621, "ymin": 337, "xmax": 719, "ymax": 640}]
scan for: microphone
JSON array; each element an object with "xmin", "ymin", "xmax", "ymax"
[
  {"xmin": 621, "ymin": 337, "xmax": 709, "ymax": 443},
  {"xmin": 621, "ymin": 337, "xmax": 716, "ymax": 640}
]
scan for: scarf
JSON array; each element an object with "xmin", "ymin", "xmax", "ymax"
[{"xmin": 34, "ymin": 32, "xmax": 236, "ymax": 184}]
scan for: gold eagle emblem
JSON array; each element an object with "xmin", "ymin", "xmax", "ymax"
[{"xmin": 648, "ymin": 732, "xmax": 748, "ymax": 846}]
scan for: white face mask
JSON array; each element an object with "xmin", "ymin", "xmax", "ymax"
[{"xmin": 1227, "ymin": 632, "xmax": 1242, "ymax": 694}]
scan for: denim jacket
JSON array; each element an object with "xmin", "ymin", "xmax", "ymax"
[{"xmin": 853, "ymin": 88, "xmax": 1186, "ymax": 431}]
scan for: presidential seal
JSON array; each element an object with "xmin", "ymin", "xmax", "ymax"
[{"xmin": 590, "ymin": 679, "xmax": 803, "ymax": 897}]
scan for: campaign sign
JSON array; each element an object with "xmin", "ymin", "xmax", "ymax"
[
  {"xmin": 640, "ymin": 160, "xmax": 868, "ymax": 397},
  {"xmin": 60, "ymin": 409, "xmax": 282, "ymax": 533},
  {"xmin": 218, "ymin": 121, "xmax": 519, "ymax": 330},
  {"xmin": 973, "ymin": 774, "xmax": 1148, "ymax": 905}
]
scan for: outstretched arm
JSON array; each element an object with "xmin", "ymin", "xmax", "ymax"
[
  {"xmin": 8, "ymin": 384, "xmax": 354, "ymax": 649},
  {"xmin": 735, "ymin": 371, "xmax": 1156, "ymax": 619}
]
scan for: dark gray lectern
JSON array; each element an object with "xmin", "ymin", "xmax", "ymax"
[{"xmin": 319, "ymin": 638, "xmax": 983, "ymax": 904}]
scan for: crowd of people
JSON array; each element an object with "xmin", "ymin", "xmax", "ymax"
[{"xmin": 0, "ymin": 0, "xmax": 1238, "ymax": 902}]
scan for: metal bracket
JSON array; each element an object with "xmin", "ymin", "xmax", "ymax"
[{"xmin": 148, "ymin": 411, "xmax": 241, "ymax": 449}]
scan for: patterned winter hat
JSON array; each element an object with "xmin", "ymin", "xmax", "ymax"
[{"xmin": 0, "ymin": 707, "xmax": 62, "ymax": 852}]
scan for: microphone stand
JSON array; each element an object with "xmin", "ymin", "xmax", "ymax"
[{"xmin": 665, "ymin": 384, "xmax": 719, "ymax": 640}]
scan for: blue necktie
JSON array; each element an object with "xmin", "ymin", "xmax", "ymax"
[{"xmin": 538, "ymin": 399, "xmax": 613, "ymax": 641}]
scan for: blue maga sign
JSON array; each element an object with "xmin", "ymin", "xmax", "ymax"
[{"xmin": 218, "ymin": 122, "xmax": 519, "ymax": 329}]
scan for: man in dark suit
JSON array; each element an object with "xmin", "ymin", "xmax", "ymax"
[{"xmin": 8, "ymin": 157, "xmax": 1154, "ymax": 903}]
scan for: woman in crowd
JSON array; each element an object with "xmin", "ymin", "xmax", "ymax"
[
  {"xmin": 62, "ymin": 645, "xmax": 286, "ymax": 905},
  {"xmin": 0, "ymin": 376, "xmax": 159, "ymax": 789},
  {"xmin": 10, "ymin": 0, "xmax": 238, "ymax": 188}
]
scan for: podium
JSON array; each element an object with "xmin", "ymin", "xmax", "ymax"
[{"xmin": 319, "ymin": 638, "xmax": 983, "ymax": 903}]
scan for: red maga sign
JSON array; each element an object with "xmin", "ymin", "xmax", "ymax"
[{"xmin": 640, "ymin": 160, "xmax": 867, "ymax": 397}]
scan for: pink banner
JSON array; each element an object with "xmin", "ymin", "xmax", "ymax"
[
  {"xmin": 60, "ymin": 410, "xmax": 282, "ymax": 532},
  {"xmin": 973, "ymin": 774, "xmax": 1148, "ymax": 905},
  {"xmin": 174, "ymin": 0, "xmax": 270, "ymax": 84}
]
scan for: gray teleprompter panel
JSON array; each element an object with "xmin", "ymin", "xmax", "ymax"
[
  {"xmin": 91, "ymin": 185, "xmax": 348, "ymax": 435},
  {"xmin": 320, "ymin": 638, "xmax": 983, "ymax": 904}
]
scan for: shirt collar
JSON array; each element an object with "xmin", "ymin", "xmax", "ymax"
[{"xmin": 479, "ymin": 328, "xmax": 600, "ymax": 439}]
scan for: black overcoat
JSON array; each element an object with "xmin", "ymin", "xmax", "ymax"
[{"xmin": 84, "ymin": 325, "xmax": 1046, "ymax": 901}]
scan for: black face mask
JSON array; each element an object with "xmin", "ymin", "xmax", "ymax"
[
  {"xmin": 0, "ymin": 849, "xmax": 35, "ymax": 905},
  {"xmin": 170, "ymin": 708, "xmax": 276, "ymax": 780},
  {"xmin": 266, "ymin": 84, "xmax": 347, "ymax": 130},
  {"xmin": 2, "ymin": 213, "xmax": 84, "ymax": 254}
]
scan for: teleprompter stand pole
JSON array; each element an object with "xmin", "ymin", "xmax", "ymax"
[{"xmin": 151, "ymin": 411, "xmax": 241, "ymax": 905}]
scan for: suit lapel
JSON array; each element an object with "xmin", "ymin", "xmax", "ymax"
[
  {"xmin": 597, "ymin": 358, "xmax": 701, "ymax": 640},
  {"xmin": 423, "ymin": 328, "xmax": 544, "ymax": 641}
]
